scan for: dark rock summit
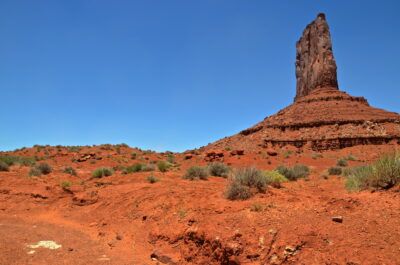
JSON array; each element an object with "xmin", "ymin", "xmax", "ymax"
[{"xmin": 295, "ymin": 13, "xmax": 338, "ymax": 101}]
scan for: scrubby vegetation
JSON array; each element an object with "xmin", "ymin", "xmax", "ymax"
[
  {"xmin": 225, "ymin": 167, "xmax": 267, "ymax": 200},
  {"xmin": 276, "ymin": 165, "xmax": 309, "ymax": 181},
  {"xmin": 328, "ymin": 167, "xmax": 342, "ymax": 175},
  {"xmin": 124, "ymin": 163, "xmax": 143, "ymax": 174},
  {"xmin": 262, "ymin": 170, "xmax": 288, "ymax": 188},
  {"xmin": 182, "ymin": 166, "xmax": 208, "ymax": 180},
  {"xmin": 62, "ymin": 166, "xmax": 77, "ymax": 176},
  {"xmin": 157, "ymin": 161, "xmax": 172, "ymax": 172},
  {"xmin": 147, "ymin": 175, "xmax": 160, "ymax": 183},
  {"xmin": 0, "ymin": 161, "xmax": 9, "ymax": 171},
  {"xmin": 336, "ymin": 159, "xmax": 348, "ymax": 167},
  {"xmin": 208, "ymin": 163, "xmax": 230, "ymax": 178},
  {"xmin": 0, "ymin": 155, "xmax": 36, "ymax": 167},
  {"xmin": 141, "ymin": 164, "xmax": 155, "ymax": 172},
  {"xmin": 92, "ymin": 168, "xmax": 113, "ymax": 178},
  {"xmin": 345, "ymin": 152, "xmax": 400, "ymax": 192},
  {"xmin": 28, "ymin": 162, "xmax": 52, "ymax": 177},
  {"xmin": 312, "ymin": 153, "xmax": 323, "ymax": 159},
  {"xmin": 60, "ymin": 181, "xmax": 72, "ymax": 189}
]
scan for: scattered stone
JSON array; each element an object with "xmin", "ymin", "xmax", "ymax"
[
  {"xmin": 230, "ymin": 149, "xmax": 244, "ymax": 156},
  {"xmin": 184, "ymin": 154, "xmax": 193, "ymax": 160},
  {"xmin": 266, "ymin": 148, "xmax": 277, "ymax": 156},
  {"xmin": 332, "ymin": 216, "xmax": 343, "ymax": 223},
  {"xmin": 116, "ymin": 234, "xmax": 123, "ymax": 240},
  {"xmin": 204, "ymin": 150, "xmax": 224, "ymax": 162},
  {"xmin": 72, "ymin": 190, "xmax": 99, "ymax": 206}
]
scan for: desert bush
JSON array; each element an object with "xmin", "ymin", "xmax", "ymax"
[
  {"xmin": 0, "ymin": 155, "xmax": 36, "ymax": 167},
  {"xmin": 232, "ymin": 167, "xmax": 268, "ymax": 192},
  {"xmin": 142, "ymin": 164, "xmax": 155, "ymax": 172},
  {"xmin": 62, "ymin": 166, "xmax": 77, "ymax": 176},
  {"xmin": 36, "ymin": 163, "xmax": 52, "ymax": 175},
  {"xmin": 124, "ymin": 163, "xmax": 143, "ymax": 174},
  {"xmin": 344, "ymin": 165, "xmax": 372, "ymax": 192},
  {"xmin": 345, "ymin": 152, "xmax": 400, "ymax": 191},
  {"xmin": 225, "ymin": 180, "xmax": 252, "ymax": 200},
  {"xmin": 276, "ymin": 165, "xmax": 309, "ymax": 181},
  {"xmin": 68, "ymin": 146, "xmax": 82, "ymax": 153},
  {"xmin": 208, "ymin": 163, "xmax": 230, "ymax": 178},
  {"xmin": 182, "ymin": 166, "xmax": 208, "ymax": 180},
  {"xmin": 0, "ymin": 161, "xmax": 9, "ymax": 171},
  {"xmin": 337, "ymin": 159, "xmax": 348, "ymax": 167},
  {"xmin": 147, "ymin": 175, "xmax": 160, "ymax": 183},
  {"xmin": 345, "ymin": 155, "xmax": 357, "ymax": 161},
  {"xmin": 312, "ymin": 153, "xmax": 323, "ymax": 160},
  {"xmin": 166, "ymin": 153, "xmax": 175, "ymax": 164},
  {"xmin": 131, "ymin": 152, "xmax": 137, "ymax": 159},
  {"xmin": 92, "ymin": 168, "xmax": 113, "ymax": 178},
  {"xmin": 29, "ymin": 167, "xmax": 42, "ymax": 177},
  {"xmin": 328, "ymin": 167, "xmax": 342, "ymax": 175},
  {"xmin": 60, "ymin": 181, "xmax": 72, "ymax": 189},
  {"xmin": 225, "ymin": 168, "xmax": 268, "ymax": 200},
  {"xmin": 250, "ymin": 202, "xmax": 264, "ymax": 212},
  {"xmin": 262, "ymin": 170, "xmax": 288, "ymax": 188},
  {"xmin": 157, "ymin": 161, "xmax": 172, "ymax": 172}
]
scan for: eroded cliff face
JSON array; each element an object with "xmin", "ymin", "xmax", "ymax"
[
  {"xmin": 204, "ymin": 14, "xmax": 400, "ymax": 152},
  {"xmin": 295, "ymin": 13, "xmax": 338, "ymax": 101}
]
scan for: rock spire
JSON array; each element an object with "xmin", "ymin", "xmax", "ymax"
[{"xmin": 295, "ymin": 13, "xmax": 338, "ymax": 101}]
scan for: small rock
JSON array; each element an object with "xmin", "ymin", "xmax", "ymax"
[
  {"xmin": 266, "ymin": 148, "xmax": 277, "ymax": 156},
  {"xmin": 116, "ymin": 234, "xmax": 123, "ymax": 240},
  {"xmin": 332, "ymin": 216, "xmax": 343, "ymax": 223}
]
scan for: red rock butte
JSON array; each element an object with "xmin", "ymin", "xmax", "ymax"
[{"xmin": 205, "ymin": 13, "xmax": 400, "ymax": 152}]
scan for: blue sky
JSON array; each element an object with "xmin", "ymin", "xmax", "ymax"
[{"xmin": 1, "ymin": 0, "xmax": 399, "ymax": 152}]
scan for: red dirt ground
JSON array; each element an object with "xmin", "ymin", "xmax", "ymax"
[{"xmin": 0, "ymin": 144, "xmax": 399, "ymax": 265}]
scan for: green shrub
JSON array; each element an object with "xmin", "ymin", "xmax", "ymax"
[
  {"xmin": 0, "ymin": 161, "xmax": 9, "ymax": 171},
  {"xmin": 250, "ymin": 202, "xmax": 264, "ymax": 212},
  {"xmin": 276, "ymin": 165, "xmax": 310, "ymax": 181},
  {"xmin": 262, "ymin": 170, "xmax": 288, "ymax": 188},
  {"xmin": 92, "ymin": 168, "xmax": 113, "ymax": 178},
  {"xmin": 337, "ymin": 159, "xmax": 348, "ymax": 167},
  {"xmin": 131, "ymin": 152, "xmax": 137, "ymax": 159},
  {"xmin": 60, "ymin": 181, "xmax": 72, "ymax": 189},
  {"xmin": 29, "ymin": 167, "xmax": 42, "ymax": 177},
  {"xmin": 344, "ymin": 152, "xmax": 400, "ymax": 192},
  {"xmin": 344, "ymin": 165, "xmax": 372, "ymax": 192},
  {"xmin": 328, "ymin": 167, "xmax": 342, "ymax": 175},
  {"xmin": 166, "ymin": 153, "xmax": 175, "ymax": 164},
  {"xmin": 368, "ymin": 153, "xmax": 400, "ymax": 189},
  {"xmin": 312, "ymin": 154, "xmax": 323, "ymax": 160},
  {"xmin": 345, "ymin": 155, "xmax": 357, "ymax": 161},
  {"xmin": 208, "ymin": 163, "xmax": 230, "ymax": 178},
  {"xmin": 124, "ymin": 163, "xmax": 143, "ymax": 174},
  {"xmin": 182, "ymin": 166, "xmax": 208, "ymax": 180},
  {"xmin": 0, "ymin": 155, "xmax": 36, "ymax": 167},
  {"xmin": 225, "ymin": 168, "xmax": 268, "ymax": 200},
  {"xmin": 36, "ymin": 163, "xmax": 52, "ymax": 175},
  {"xmin": 62, "ymin": 166, "xmax": 77, "ymax": 176},
  {"xmin": 141, "ymin": 164, "xmax": 155, "ymax": 172},
  {"xmin": 225, "ymin": 180, "xmax": 252, "ymax": 200},
  {"xmin": 157, "ymin": 161, "xmax": 172, "ymax": 172},
  {"xmin": 147, "ymin": 175, "xmax": 160, "ymax": 183}
]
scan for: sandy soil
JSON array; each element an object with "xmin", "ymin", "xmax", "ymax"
[{"xmin": 0, "ymin": 144, "xmax": 399, "ymax": 265}]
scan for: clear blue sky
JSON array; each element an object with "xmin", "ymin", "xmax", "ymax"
[{"xmin": 1, "ymin": 0, "xmax": 399, "ymax": 152}]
